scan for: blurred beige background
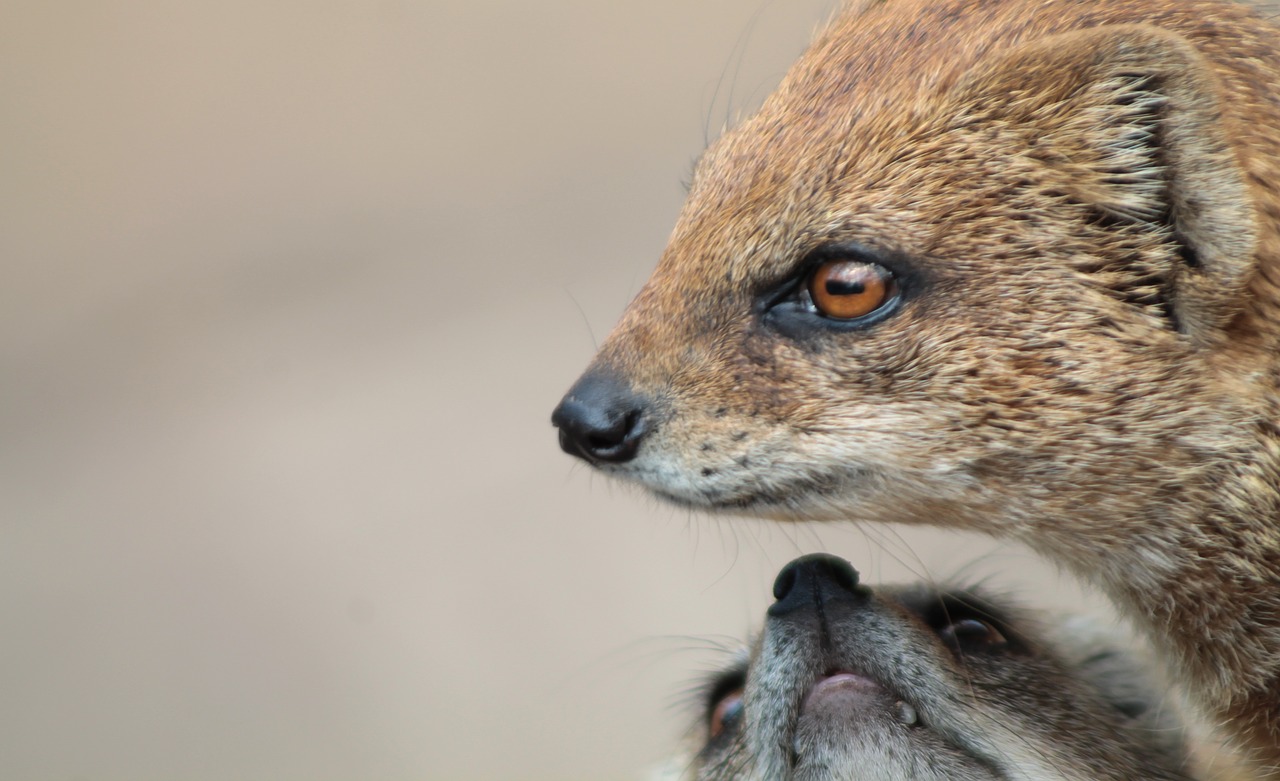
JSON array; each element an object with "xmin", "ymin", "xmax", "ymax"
[{"xmin": 0, "ymin": 2, "xmax": 1102, "ymax": 779}]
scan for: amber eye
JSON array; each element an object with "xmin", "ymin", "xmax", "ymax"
[
  {"xmin": 708, "ymin": 688, "xmax": 744, "ymax": 739},
  {"xmin": 939, "ymin": 618, "xmax": 1008, "ymax": 653},
  {"xmin": 807, "ymin": 260, "xmax": 895, "ymax": 320}
]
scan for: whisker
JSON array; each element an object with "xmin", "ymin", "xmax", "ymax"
[{"xmin": 562, "ymin": 285, "xmax": 599, "ymax": 351}]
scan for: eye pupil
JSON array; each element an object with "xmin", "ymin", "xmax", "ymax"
[{"xmin": 826, "ymin": 279, "xmax": 865, "ymax": 295}]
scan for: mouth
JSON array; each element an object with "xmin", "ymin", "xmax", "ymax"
[
  {"xmin": 648, "ymin": 468, "xmax": 872, "ymax": 516},
  {"xmin": 800, "ymin": 671, "xmax": 924, "ymax": 729},
  {"xmin": 801, "ymin": 672, "xmax": 884, "ymax": 710},
  {"xmin": 800, "ymin": 668, "xmax": 917, "ymax": 715},
  {"xmin": 783, "ymin": 660, "xmax": 926, "ymax": 768}
]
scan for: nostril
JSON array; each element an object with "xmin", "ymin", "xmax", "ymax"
[
  {"xmin": 823, "ymin": 557, "xmax": 859, "ymax": 594},
  {"xmin": 773, "ymin": 563, "xmax": 799, "ymax": 602},
  {"xmin": 582, "ymin": 409, "xmax": 645, "ymax": 463},
  {"xmin": 585, "ymin": 410, "xmax": 640, "ymax": 450}
]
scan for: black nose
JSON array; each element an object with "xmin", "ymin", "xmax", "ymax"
[
  {"xmin": 551, "ymin": 370, "xmax": 648, "ymax": 464},
  {"xmin": 769, "ymin": 554, "xmax": 865, "ymax": 618}
]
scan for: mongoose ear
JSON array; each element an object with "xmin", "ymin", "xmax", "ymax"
[
  {"xmin": 953, "ymin": 25, "xmax": 1256, "ymax": 346},
  {"xmin": 1054, "ymin": 618, "xmax": 1190, "ymax": 766}
]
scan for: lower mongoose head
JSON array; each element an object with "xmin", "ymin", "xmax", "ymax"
[{"xmin": 668, "ymin": 554, "xmax": 1194, "ymax": 781}]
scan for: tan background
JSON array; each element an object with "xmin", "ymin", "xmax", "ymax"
[{"xmin": 0, "ymin": 2, "xmax": 1100, "ymax": 779}]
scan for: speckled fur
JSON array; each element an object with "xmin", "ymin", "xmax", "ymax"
[{"xmin": 565, "ymin": 0, "xmax": 1280, "ymax": 774}]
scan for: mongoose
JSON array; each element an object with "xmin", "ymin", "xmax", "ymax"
[
  {"xmin": 551, "ymin": 0, "xmax": 1280, "ymax": 771},
  {"xmin": 667, "ymin": 554, "xmax": 1198, "ymax": 781}
]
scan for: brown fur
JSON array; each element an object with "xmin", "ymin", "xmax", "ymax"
[{"xmin": 555, "ymin": 0, "xmax": 1280, "ymax": 774}]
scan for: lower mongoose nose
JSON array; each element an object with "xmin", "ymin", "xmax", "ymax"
[
  {"xmin": 770, "ymin": 554, "xmax": 864, "ymax": 617},
  {"xmin": 551, "ymin": 370, "xmax": 648, "ymax": 464}
]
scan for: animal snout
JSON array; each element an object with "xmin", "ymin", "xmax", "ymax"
[
  {"xmin": 769, "ymin": 554, "xmax": 867, "ymax": 618},
  {"xmin": 551, "ymin": 369, "xmax": 649, "ymax": 464}
]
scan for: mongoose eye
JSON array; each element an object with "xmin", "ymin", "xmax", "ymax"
[
  {"xmin": 939, "ymin": 618, "xmax": 1009, "ymax": 653},
  {"xmin": 807, "ymin": 260, "xmax": 897, "ymax": 320},
  {"xmin": 708, "ymin": 688, "xmax": 744, "ymax": 739}
]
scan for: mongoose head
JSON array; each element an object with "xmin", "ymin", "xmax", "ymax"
[
  {"xmin": 669, "ymin": 554, "xmax": 1193, "ymax": 781},
  {"xmin": 551, "ymin": 1, "xmax": 1278, "ymax": 542}
]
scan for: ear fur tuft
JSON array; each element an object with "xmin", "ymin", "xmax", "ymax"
[{"xmin": 1070, "ymin": 72, "xmax": 1169, "ymax": 224}]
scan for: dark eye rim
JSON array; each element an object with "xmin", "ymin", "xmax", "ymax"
[
  {"xmin": 698, "ymin": 668, "xmax": 747, "ymax": 752},
  {"xmin": 707, "ymin": 688, "xmax": 745, "ymax": 739},
  {"xmin": 759, "ymin": 243, "xmax": 918, "ymax": 335},
  {"xmin": 922, "ymin": 593, "xmax": 1021, "ymax": 656},
  {"xmin": 938, "ymin": 617, "xmax": 1010, "ymax": 653}
]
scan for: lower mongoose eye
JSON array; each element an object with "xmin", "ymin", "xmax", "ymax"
[
  {"xmin": 939, "ymin": 618, "xmax": 1009, "ymax": 653},
  {"xmin": 807, "ymin": 260, "xmax": 896, "ymax": 319},
  {"xmin": 709, "ymin": 689, "xmax": 745, "ymax": 739}
]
